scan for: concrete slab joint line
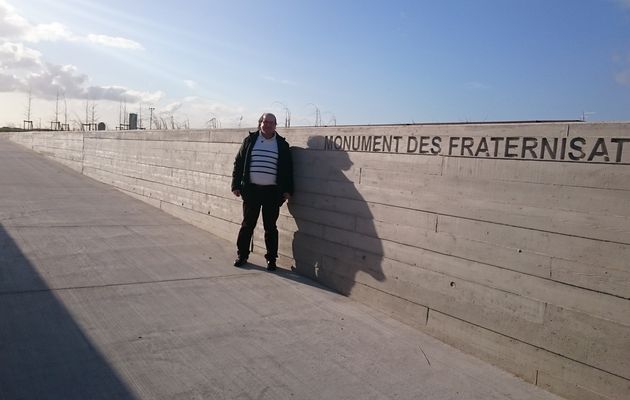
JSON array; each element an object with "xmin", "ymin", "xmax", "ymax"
[{"xmin": 2, "ymin": 122, "xmax": 629, "ymax": 400}]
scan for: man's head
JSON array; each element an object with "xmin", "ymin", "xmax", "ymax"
[{"xmin": 259, "ymin": 113, "xmax": 277, "ymax": 136}]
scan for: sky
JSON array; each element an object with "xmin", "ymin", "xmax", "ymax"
[{"xmin": 1, "ymin": 0, "xmax": 630, "ymax": 130}]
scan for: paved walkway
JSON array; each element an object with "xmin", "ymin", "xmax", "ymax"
[{"xmin": 0, "ymin": 137, "xmax": 563, "ymax": 400}]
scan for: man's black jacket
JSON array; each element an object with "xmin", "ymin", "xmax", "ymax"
[{"xmin": 231, "ymin": 131, "xmax": 294, "ymax": 195}]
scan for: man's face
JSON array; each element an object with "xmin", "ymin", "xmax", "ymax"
[{"xmin": 260, "ymin": 114, "xmax": 277, "ymax": 134}]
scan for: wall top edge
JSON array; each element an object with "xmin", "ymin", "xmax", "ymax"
[{"xmin": 2, "ymin": 121, "xmax": 629, "ymax": 139}]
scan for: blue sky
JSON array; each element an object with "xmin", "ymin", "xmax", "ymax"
[{"xmin": 1, "ymin": 0, "xmax": 630, "ymax": 129}]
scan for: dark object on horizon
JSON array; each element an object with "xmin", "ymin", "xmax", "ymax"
[
  {"xmin": 129, "ymin": 113, "xmax": 138, "ymax": 130},
  {"xmin": 98, "ymin": 122, "xmax": 106, "ymax": 131}
]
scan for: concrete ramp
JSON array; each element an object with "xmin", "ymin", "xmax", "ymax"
[{"xmin": 0, "ymin": 138, "xmax": 565, "ymax": 399}]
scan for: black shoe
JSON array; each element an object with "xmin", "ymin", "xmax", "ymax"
[
  {"xmin": 233, "ymin": 257, "xmax": 247, "ymax": 267},
  {"xmin": 266, "ymin": 260, "xmax": 277, "ymax": 271}
]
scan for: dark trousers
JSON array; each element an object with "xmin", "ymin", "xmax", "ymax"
[{"xmin": 236, "ymin": 184, "xmax": 283, "ymax": 261}]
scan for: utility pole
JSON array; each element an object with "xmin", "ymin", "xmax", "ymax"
[
  {"xmin": 273, "ymin": 101, "xmax": 291, "ymax": 128},
  {"xmin": 85, "ymin": 95, "xmax": 89, "ymax": 127},
  {"xmin": 149, "ymin": 107, "xmax": 155, "ymax": 129},
  {"xmin": 52, "ymin": 89, "xmax": 60, "ymax": 130},
  {"xmin": 63, "ymin": 93, "xmax": 69, "ymax": 130},
  {"xmin": 90, "ymin": 101, "xmax": 96, "ymax": 127},
  {"xmin": 206, "ymin": 112, "xmax": 220, "ymax": 129},
  {"xmin": 23, "ymin": 88, "xmax": 33, "ymax": 130},
  {"xmin": 26, "ymin": 89, "xmax": 32, "ymax": 121},
  {"xmin": 117, "ymin": 98, "xmax": 128, "ymax": 130},
  {"xmin": 307, "ymin": 103, "xmax": 321, "ymax": 127}
]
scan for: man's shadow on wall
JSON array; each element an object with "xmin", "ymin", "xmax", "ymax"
[{"xmin": 287, "ymin": 136, "xmax": 385, "ymax": 297}]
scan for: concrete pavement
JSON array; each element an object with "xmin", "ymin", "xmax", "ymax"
[{"xmin": 0, "ymin": 137, "xmax": 563, "ymax": 400}]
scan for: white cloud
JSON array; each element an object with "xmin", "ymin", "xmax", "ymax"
[
  {"xmin": 0, "ymin": 1, "xmax": 225, "ymax": 128},
  {"xmin": 0, "ymin": 60, "xmax": 163, "ymax": 103},
  {"xmin": 161, "ymin": 101, "xmax": 183, "ymax": 114},
  {"xmin": 0, "ymin": 1, "xmax": 72, "ymax": 43},
  {"xmin": 86, "ymin": 34, "xmax": 143, "ymax": 50},
  {"xmin": 0, "ymin": 41, "xmax": 42, "ymax": 69},
  {"xmin": 0, "ymin": 0, "xmax": 30, "ymax": 39},
  {"xmin": 0, "ymin": 71, "xmax": 22, "ymax": 91},
  {"xmin": 0, "ymin": 1, "xmax": 142, "ymax": 50},
  {"xmin": 151, "ymin": 96, "xmax": 249, "ymax": 128},
  {"xmin": 25, "ymin": 22, "xmax": 74, "ymax": 43},
  {"xmin": 123, "ymin": 88, "xmax": 164, "ymax": 104},
  {"xmin": 0, "ymin": 1, "xmax": 155, "ymax": 104},
  {"xmin": 26, "ymin": 63, "xmax": 87, "ymax": 98},
  {"xmin": 85, "ymin": 85, "xmax": 162, "ymax": 103}
]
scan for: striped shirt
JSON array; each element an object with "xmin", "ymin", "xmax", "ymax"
[{"xmin": 249, "ymin": 134, "xmax": 278, "ymax": 185}]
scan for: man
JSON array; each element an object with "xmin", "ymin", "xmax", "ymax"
[{"xmin": 231, "ymin": 113, "xmax": 294, "ymax": 271}]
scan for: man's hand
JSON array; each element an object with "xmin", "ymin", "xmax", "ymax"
[
  {"xmin": 233, "ymin": 190, "xmax": 241, "ymax": 197},
  {"xmin": 282, "ymin": 192, "xmax": 291, "ymax": 201}
]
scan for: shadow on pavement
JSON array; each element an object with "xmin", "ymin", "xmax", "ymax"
[
  {"xmin": 236, "ymin": 261, "xmax": 340, "ymax": 295},
  {"xmin": 0, "ymin": 224, "xmax": 136, "ymax": 400}
]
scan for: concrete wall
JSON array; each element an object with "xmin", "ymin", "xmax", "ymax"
[
  {"xmin": 4, "ymin": 130, "xmax": 84, "ymax": 172},
  {"xmin": 3, "ymin": 122, "xmax": 629, "ymax": 400}
]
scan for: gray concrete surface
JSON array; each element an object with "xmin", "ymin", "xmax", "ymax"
[{"xmin": 0, "ymin": 137, "xmax": 564, "ymax": 400}]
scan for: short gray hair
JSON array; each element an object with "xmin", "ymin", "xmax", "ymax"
[{"xmin": 258, "ymin": 113, "xmax": 277, "ymax": 126}]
